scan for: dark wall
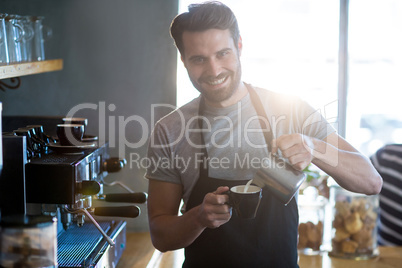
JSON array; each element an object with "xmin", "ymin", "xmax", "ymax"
[{"xmin": 0, "ymin": 0, "xmax": 178, "ymax": 231}]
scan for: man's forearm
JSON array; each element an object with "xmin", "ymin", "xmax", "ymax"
[
  {"xmin": 149, "ymin": 205, "xmax": 206, "ymax": 252},
  {"xmin": 311, "ymin": 137, "xmax": 382, "ymax": 195}
]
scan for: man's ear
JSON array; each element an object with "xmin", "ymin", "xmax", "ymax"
[
  {"xmin": 238, "ymin": 36, "xmax": 243, "ymax": 56},
  {"xmin": 181, "ymin": 54, "xmax": 187, "ymax": 68}
]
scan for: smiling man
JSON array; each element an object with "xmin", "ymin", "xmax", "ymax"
[
  {"xmin": 145, "ymin": 2, "xmax": 382, "ymax": 267},
  {"xmin": 181, "ymin": 28, "xmax": 245, "ymax": 107}
]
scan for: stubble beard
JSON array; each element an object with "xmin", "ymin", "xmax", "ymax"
[{"xmin": 191, "ymin": 61, "xmax": 242, "ymax": 104}]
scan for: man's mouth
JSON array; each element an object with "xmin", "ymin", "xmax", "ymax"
[{"xmin": 205, "ymin": 76, "xmax": 227, "ymax": 86}]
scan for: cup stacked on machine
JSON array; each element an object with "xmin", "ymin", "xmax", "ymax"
[
  {"xmin": 10, "ymin": 125, "xmax": 55, "ymax": 158},
  {"xmin": 57, "ymin": 117, "xmax": 89, "ymax": 146}
]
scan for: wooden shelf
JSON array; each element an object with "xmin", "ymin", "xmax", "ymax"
[{"xmin": 0, "ymin": 59, "xmax": 63, "ymax": 79}]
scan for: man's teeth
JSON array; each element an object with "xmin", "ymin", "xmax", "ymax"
[{"xmin": 207, "ymin": 77, "xmax": 226, "ymax": 85}]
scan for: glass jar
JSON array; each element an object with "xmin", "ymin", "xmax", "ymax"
[
  {"xmin": 297, "ymin": 187, "xmax": 327, "ymax": 255},
  {"xmin": 329, "ymin": 182, "xmax": 379, "ymax": 259},
  {"xmin": 0, "ymin": 215, "xmax": 57, "ymax": 268}
]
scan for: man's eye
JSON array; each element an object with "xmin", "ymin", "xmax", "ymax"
[
  {"xmin": 192, "ymin": 57, "xmax": 204, "ymax": 64},
  {"xmin": 218, "ymin": 51, "xmax": 229, "ymax": 57}
]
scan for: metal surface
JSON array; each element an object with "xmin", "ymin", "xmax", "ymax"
[
  {"xmin": 0, "ymin": 136, "xmax": 27, "ymax": 216},
  {"xmin": 253, "ymin": 155, "xmax": 306, "ymax": 205},
  {"xmin": 337, "ymin": 0, "xmax": 349, "ymax": 137},
  {"xmin": 57, "ymin": 221, "xmax": 126, "ymax": 268},
  {"xmin": 0, "ymin": 116, "xmax": 131, "ymax": 268},
  {"xmin": 25, "ymin": 144, "xmax": 108, "ymax": 205}
]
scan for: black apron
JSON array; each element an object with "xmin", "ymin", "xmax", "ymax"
[{"xmin": 183, "ymin": 85, "xmax": 299, "ymax": 268}]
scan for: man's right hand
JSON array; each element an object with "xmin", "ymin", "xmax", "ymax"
[
  {"xmin": 148, "ymin": 181, "xmax": 232, "ymax": 251},
  {"xmin": 196, "ymin": 186, "xmax": 232, "ymax": 229}
]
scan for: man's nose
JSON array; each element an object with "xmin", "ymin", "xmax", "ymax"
[{"xmin": 205, "ymin": 58, "xmax": 221, "ymax": 77}]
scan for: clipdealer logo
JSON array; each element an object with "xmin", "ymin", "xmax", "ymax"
[
  {"xmin": 129, "ymin": 152, "xmax": 288, "ymax": 173},
  {"xmin": 65, "ymin": 100, "xmax": 339, "ymax": 169}
]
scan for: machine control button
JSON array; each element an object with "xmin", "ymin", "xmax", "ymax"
[{"xmin": 103, "ymin": 158, "xmax": 127, "ymax": 173}]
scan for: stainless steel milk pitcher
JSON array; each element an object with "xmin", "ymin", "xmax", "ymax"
[{"xmin": 253, "ymin": 153, "xmax": 306, "ymax": 205}]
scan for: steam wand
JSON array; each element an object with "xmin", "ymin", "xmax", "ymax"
[
  {"xmin": 64, "ymin": 205, "xmax": 115, "ymax": 247},
  {"xmin": 102, "ymin": 180, "xmax": 134, "ymax": 193}
]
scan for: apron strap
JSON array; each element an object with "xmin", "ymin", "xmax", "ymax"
[
  {"xmin": 197, "ymin": 98, "xmax": 209, "ymax": 178},
  {"xmin": 246, "ymin": 83, "xmax": 274, "ymax": 152}
]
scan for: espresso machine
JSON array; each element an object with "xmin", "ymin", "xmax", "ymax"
[{"xmin": 0, "ymin": 116, "xmax": 147, "ymax": 268}]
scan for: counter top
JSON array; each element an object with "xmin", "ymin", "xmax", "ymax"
[
  {"xmin": 298, "ymin": 247, "xmax": 402, "ymax": 268},
  {"xmin": 117, "ymin": 232, "xmax": 402, "ymax": 268}
]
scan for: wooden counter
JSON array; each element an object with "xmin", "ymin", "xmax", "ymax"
[
  {"xmin": 117, "ymin": 232, "xmax": 402, "ymax": 268},
  {"xmin": 298, "ymin": 247, "xmax": 402, "ymax": 268}
]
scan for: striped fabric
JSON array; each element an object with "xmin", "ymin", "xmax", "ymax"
[{"xmin": 371, "ymin": 144, "xmax": 402, "ymax": 246}]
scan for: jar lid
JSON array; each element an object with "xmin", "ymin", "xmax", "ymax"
[{"xmin": 0, "ymin": 215, "xmax": 56, "ymax": 228}]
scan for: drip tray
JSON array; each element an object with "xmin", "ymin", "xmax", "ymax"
[{"xmin": 57, "ymin": 221, "xmax": 126, "ymax": 268}]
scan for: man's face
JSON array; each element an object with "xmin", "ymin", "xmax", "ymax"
[{"xmin": 181, "ymin": 29, "xmax": 242, "ymax": 105}]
